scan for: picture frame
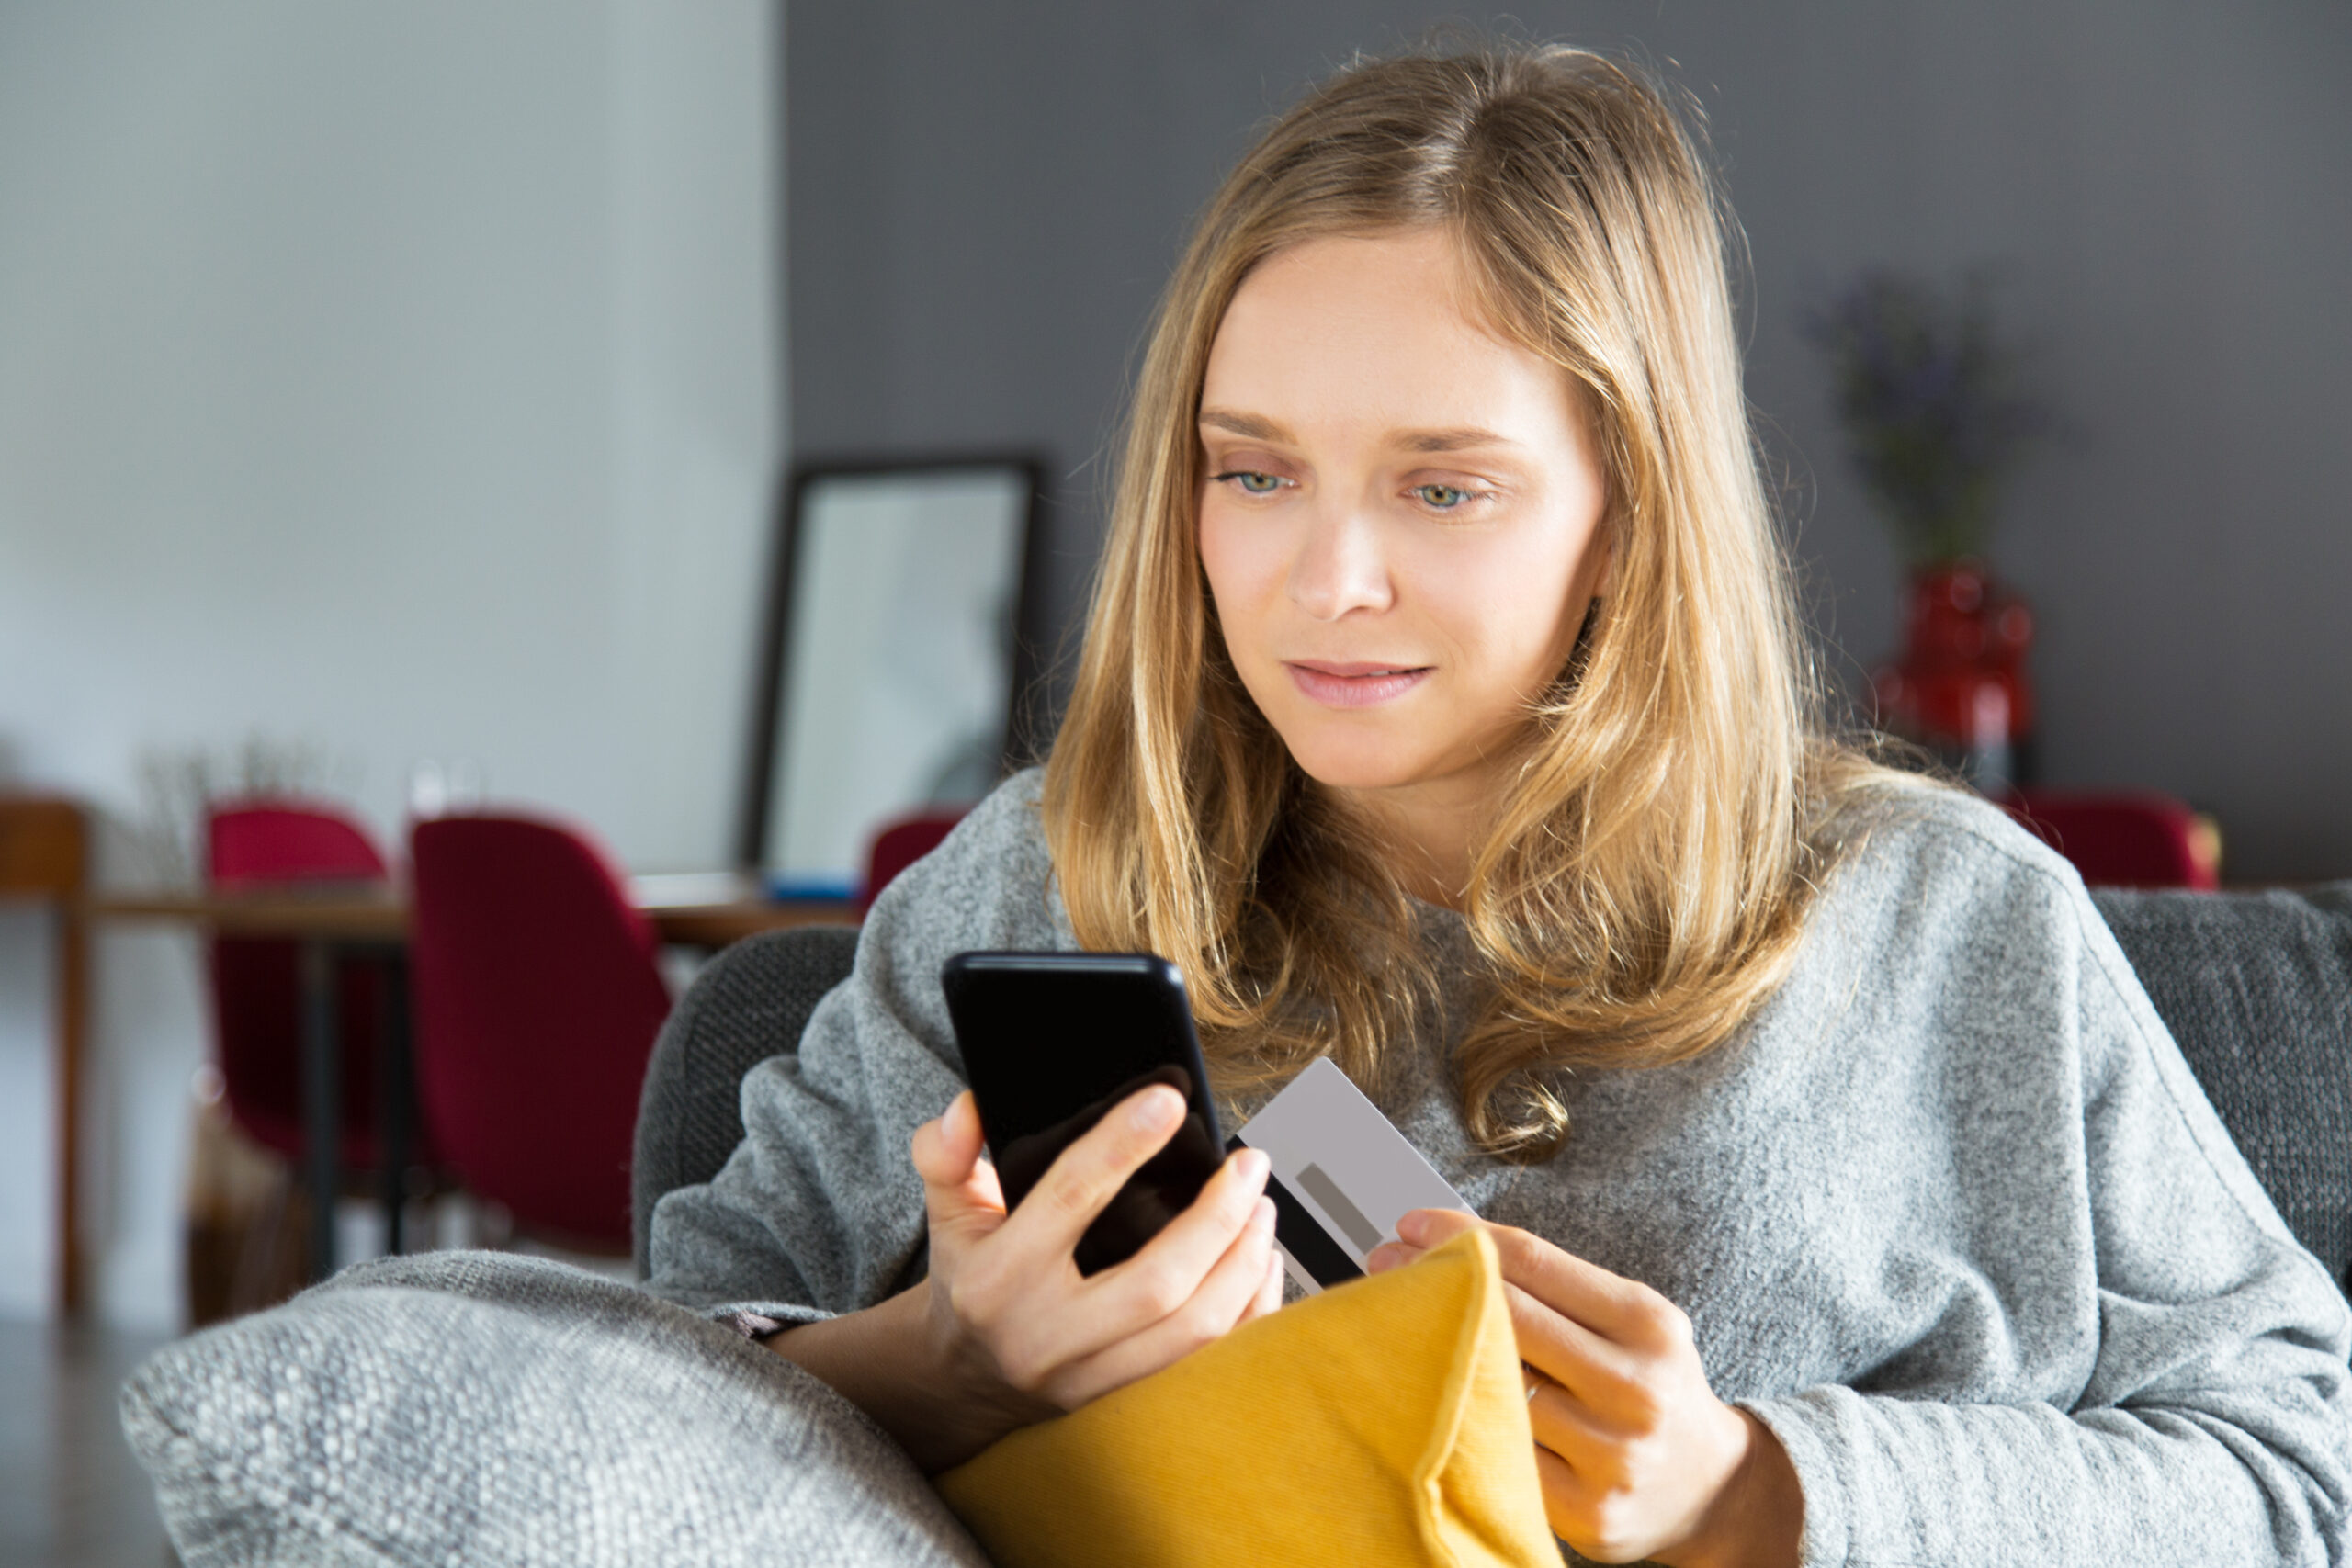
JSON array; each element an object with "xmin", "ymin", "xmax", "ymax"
[{"xmin": 736, "ymin": 456, "xmax": 1047, "ymax": 897}]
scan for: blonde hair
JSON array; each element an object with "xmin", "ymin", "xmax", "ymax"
[{"xmin": 1043, "ymin": 43, "xmax": 1878, "ymax": 1158}]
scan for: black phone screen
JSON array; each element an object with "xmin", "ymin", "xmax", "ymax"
[{"xmin": 940, "ymin": 952, "xmax": 1226, "ymax": 1274}]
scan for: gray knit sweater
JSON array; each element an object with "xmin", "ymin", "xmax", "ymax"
[{"xmin": 647, "ymin": 770, "xmax": 2351, "ymax": 1564}]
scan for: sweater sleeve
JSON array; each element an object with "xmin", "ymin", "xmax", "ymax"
[
  {"xmin": 1743, "ymin": 869, "xmax": 2352, "ymax": 1566},
  {"xmin": 641, "ymin": 773, "xmax": 1068, "ymax": 1326}
]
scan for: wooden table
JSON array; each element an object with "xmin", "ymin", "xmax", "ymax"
[
  {"xmin": 0, "ymin": 797, "xmax": 91, "ymax": 1316},
  {"xmin": 92, "ymin": 874, "xmax": 854, "ymax": 1282},
  {"xmin": 93, "ymin": 873, "xmax": 852, "ymax": 946}
]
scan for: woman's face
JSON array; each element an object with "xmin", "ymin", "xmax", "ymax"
[{"xmin": 1196, "ymin": 228, "xmax": 1611, "ymax": 820}]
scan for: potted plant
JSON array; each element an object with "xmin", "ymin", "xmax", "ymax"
[{"xmin": 1804, "ymin": 269, "xmax": 2050, "ymax": 791}]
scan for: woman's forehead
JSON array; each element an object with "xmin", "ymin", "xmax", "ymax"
[{"xmin": 1202, "ymin": 232, "xmax": 1582, "ymax": 451}]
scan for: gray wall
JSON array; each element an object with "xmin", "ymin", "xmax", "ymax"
[{"xmin": 789, "ymin": 0, "xmax": 2352, "ymax": 882}]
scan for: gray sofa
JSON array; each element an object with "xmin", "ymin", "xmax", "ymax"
[
  {"xmin": 632, "ymin": 886, "xmax": 2352, "ymax": 1289},
  {"xmin": 124, "ymin": 883, "xmax": 2352, "ymax": 1567}
]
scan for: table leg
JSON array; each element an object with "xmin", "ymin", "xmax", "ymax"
[
  {"xmin": 55, "ymin": 902, "xmax": 87, "ymax": 1317},
  {"xmin": 378, "ymin": 952, "xmax": 413, "ymax": 1256},
  {"xmin": 300, "ymin": 940, "xmax": 339, "ymax": 1281}
]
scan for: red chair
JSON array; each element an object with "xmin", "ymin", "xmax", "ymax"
[
  {"xmin": 206, "ymin": 801, "xmax": 415, "ymax": 1169},
  {"xmin": 854, "ymin": 807, "xmax": 970, "ymax": 917},
  {"xmin": 2002, "ymin": 789, "xmax": 2221, "ymax": 891},
  {"xmin": 408, "ymin": 813, "xmax": 673, "ymax": 1248}
]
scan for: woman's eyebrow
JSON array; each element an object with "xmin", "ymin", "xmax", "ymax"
[
  {"xmin": 1198, "ymin": 408, "xmax": 1295, "ymax": 443},
  {"xmin": 1393, "ymin": 426, "xmax": 1517, "ymax": 454},
  {"xmin": 1200, "ymin": 411, "xmax": 1520, "ymax": 455}
]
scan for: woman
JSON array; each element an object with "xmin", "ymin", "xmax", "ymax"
[{"xmin": 650, "ymin": 44, "xmax": 2348, "ymax": 1565}]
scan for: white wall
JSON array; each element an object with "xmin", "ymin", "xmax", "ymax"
[{"xmin": 0, "ymin": 1, "xmax": 782, "ymax": 1326}]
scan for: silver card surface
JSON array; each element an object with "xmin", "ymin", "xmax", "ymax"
[{"xmin": 1235, "ymin": 1058, "xmax": 1473, "ymax": 1293}]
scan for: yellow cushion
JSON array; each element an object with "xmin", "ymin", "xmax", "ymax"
[{"xmin": 935, "ymin": 1228, "xmax": 1555, "ymax": 1568}]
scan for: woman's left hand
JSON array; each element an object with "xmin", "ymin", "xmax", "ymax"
[{"xmin": 1366, "ymin": 1211, "xmax": 1800, "ymax": 1568}]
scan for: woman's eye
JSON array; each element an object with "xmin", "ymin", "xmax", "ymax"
[
  {"xmin": 1214, "ymin": 470, "xmax": 1285, "ymax": 495},
  {"xmin": 1413, "ymin": 483, "xmax": 1476, "ymax": 510}
]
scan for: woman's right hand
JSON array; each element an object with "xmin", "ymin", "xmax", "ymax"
[{"xmin": 775, "ymin": 1084, "xmax": 1282, "ymax": 1472}]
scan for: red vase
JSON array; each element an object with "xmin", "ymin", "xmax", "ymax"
[{"xmin": 1872, "ymin": 562, "xmax": 2035, "ymax": 792}]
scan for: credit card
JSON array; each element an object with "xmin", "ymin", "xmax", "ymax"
[{"xmin": 1232, "ymin": 1058, "xmax": 1474, "ymax": 1293}]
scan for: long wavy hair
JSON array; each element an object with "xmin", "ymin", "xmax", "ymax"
[{"xmin": 1042, "ymin": 43, "xmax": 1881, "ymax": 1159}]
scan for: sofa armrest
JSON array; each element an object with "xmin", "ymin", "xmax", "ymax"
[
  {"xmin": 2092, "ymin": 882, "xmax": 2352, "ymax": 1288},
  {"xmin": 631, "ymin": 925, "xmax": 861, "ymax": 1273}
]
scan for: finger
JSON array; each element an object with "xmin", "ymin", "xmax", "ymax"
[
  {"xmin": 909, "ymin": 1092, "xmax": 978, "ymax": 1182},
  {"xmin": 1502, "ymin": 1279, "xmax": 1649, "ymax": 1411},
  {"xmin": 1405, "ymin": 1210, "xmax": 1673, "ymax": 1352},
  {"xmin": 1525, "ymin": 1377, "xmax": 1622, "ymax": 1475},
  {"xmin": 1144, "ymin": 1192, "xmax": 1278, "ymax": 1347},
  {"xmin": 1532, "ymin": 1434, "xmax": 1685, "ymax": 1568},
  {"xmin": 1386, "ymin": 1211, "xmax": 1624, "ymax": 1396},
  {"xmin": 942, "ymin": 1088, "xmax": 985, "ymax": 1162},
  {"xmin": 1085, "ymin": 1145, "xmax": 1271, "ymax": 1327},
  {"xmin": 1047, "ymin": 1194, "xmax": 1277, "ymax": 1407},
  {"xmin": 1402, "ymin": 1209, "xmax": 1672, "ymax": 1351},
  {"xmin": 1532, "ymin": 1446, "xmax": 1610, "ymax": 1560},
  {"xmin": 997, "ymin": 1084, "xmax": 1189, "ymax": 1260},
  {"xmin": 910, "ymin": 1093, "xmax": 1007, "ymax": 1228},
  {"xmin": 1365, "ymin": 1240, "xmax": 1425, "ymax": 1274},
  {"xmin": 1240, "ymin": 1247, "xmax": 1284, "ymax": 1322},
  {"xmin": 1532, "ymin": 1439, "xmax": 1664, "ymax": 1565},
  {"xmin": 945, "ymin": 1089, "xmax": 1227, "ymax": 1388},
  {"xmin": 946, "ymin": 1092, "xmax": 1008, "ymax": 1209}
]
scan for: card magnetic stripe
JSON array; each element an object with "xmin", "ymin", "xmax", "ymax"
[{"xmin": 1228, "ymin": 1134, "xmax": 1363, "ymax": 1288}]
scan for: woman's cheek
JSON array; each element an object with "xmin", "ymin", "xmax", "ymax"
[
  {"xmin": 1197, "ymin": 503, "xmax": 1280, "ymax": 635},
  {"xmin": 1451, "ymin": 536, "xmax": 1589, "ymax": 694}
]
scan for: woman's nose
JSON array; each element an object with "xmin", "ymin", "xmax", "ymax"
[{"xmin": 1285, "ymin": 501, "xmax": 1394, "ymax": 621}]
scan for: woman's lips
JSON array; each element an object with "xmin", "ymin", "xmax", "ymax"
[{"xmin": 1283, "ymin": 660, "xmax": 1432, "ymax": 708}]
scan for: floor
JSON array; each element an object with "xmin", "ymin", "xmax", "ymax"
[
  {"xmin": 1, "ymin": 1143, "xmax": 636, "ymax": 1568},
  {"xmin": 0, "ymin": 1316, "xmax": 176, "ymax": 1568},
  {"xmin": 1, "ymin": 1227, "xmax": 633, "ymax": 1568}
]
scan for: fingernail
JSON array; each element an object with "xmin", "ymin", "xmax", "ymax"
[
  {"xmin": 1366, "ymin": 1243, "xmax": 1400, "ymax": 1273},
  {"xmin": 1396, "ymin": 1211, "xmax": 1427, "ymax": 1245},
  {"xmin": 1252, "ymin": 1195, "xmax": 1275, "ymax": 1232},
  {"xmin": 1130, "ymin": 1086, "xmax": 1181, "ymax": 1131},
  {"xmin": 1235, "ymin": 1147, "xmax": 1270, "ymax": 1185}
]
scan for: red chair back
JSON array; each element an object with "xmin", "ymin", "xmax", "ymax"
[
  {"xmin": 211, "ymin": 805, "xmax": 387, "ymax": 886},
  {"xmin": 408, "ymin": 814, "xmax": 672, "ymax": 1247},
  {"xmin": 2003, "ymin": 790, "xmax": 2220, "ymax": 891},
  {"xmin": 205, "ymin": 801, "xmax": 398, "ymax": 1166},
  {"xmin": 856, "ymin": 808, "xmax": 970, "ymax": 916}
]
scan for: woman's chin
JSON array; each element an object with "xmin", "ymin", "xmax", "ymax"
[
  {"xmin": 1269, "ymin": 715, "xmax": 1516, "ymax": 805},
  {"xmin": 1275, "ymin": 736, "xmax": 1439, "ymax": 795}
]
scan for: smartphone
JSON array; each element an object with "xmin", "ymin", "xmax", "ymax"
[{"xmin": 940, "ymin": 951, "xmax": 1227, "ymax": 1275}]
